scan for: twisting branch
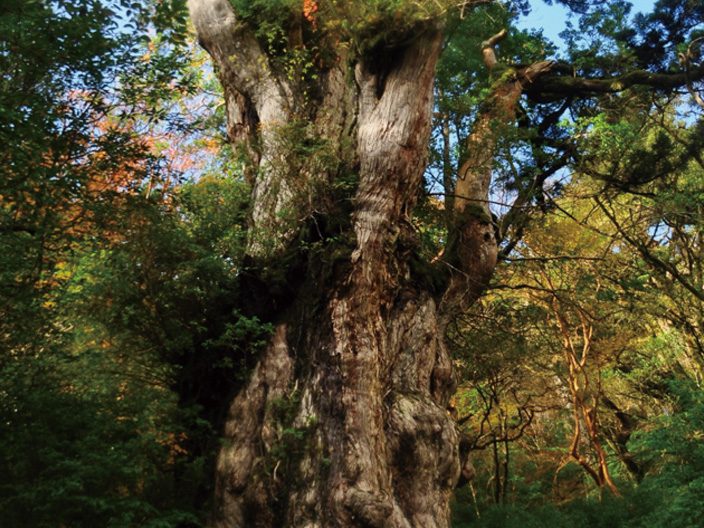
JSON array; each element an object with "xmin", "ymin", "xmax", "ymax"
[
  {"xmin": 481, "ymin": 29, "xmax": 508, "ymax": 70},
  {"xmin": 524, "ymin": 62, "xmax": 704, "ymax": 103}
]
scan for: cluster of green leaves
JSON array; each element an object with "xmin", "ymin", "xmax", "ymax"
[
  {"xmin": 454, "ymin": 379, "xmax": 704, "ymax": 528},
  {"xmin": 318, "ymin": 0, "xmax": 456, "ymax": 52},
  {"xmin": 264, "ymin": 389, "xmax": 320, "ymax": 475},
  {"xmin": 67, "ymin": 170, "xmax": 273, "ymax": 403},
  {"xmin": 1, "ymin": 162, "xmax": 272, "ymax": 526},
  {"xmin": 0, "ymin": 347, "xmax": 203, "ymax": 528},
  {"xmin": 0, "ymin": 0, "xmax": 195, "ymax": 359}
]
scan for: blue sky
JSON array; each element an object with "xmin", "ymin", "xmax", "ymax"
[{"xmin": 517, "ymin": 0, "xmax": 659, "ymax": 50}]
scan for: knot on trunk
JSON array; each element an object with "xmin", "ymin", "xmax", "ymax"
[
  {"xmin": 388, "ymin": 394, "xmax": 460, "ymax": 488},
  {"xmin": 443, "ymin": 207, "xmax": 498, "ymax": 305},
  {"xmin": 456, "ymin": 433, "xmax": 476, "ymax": 488},
  {"xmin": 457, "ymin": 217, "xmax": 498, "ymax": 295},
  {"xmin": 344, "ymin": 488, "xmax": 393, "ymax": 528}
]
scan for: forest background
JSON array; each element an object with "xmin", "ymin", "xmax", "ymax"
[{"xmin": 1, "ymin": 0, "xmax": 703, "ymax": 527}]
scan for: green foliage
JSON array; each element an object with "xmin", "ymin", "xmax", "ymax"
[
  {"xmin": 229, "ymin": 0, "xmax": 299, "ymax": 29},
  {"xmin": 633, "ymin": 0, "xmax": 704, "ymax": 71},
  {"xmin": 265, "ymin": 390, "xmax": 316, "ymax": 467},
  {"xmin": 318, "ymin": 0, "xmax": 452, "ymax": 53},
  {"xmin": 0, "ymin": 168, "xmax": 266, "ymax": 526},
  {"xmin": 435, "ymin": 4, "xmax": 554, "ymax": 127},
  {"xmin": 628, "ymin": 381, "xmax": 704, "ymax": 527},
  {"xmin": 230, "ymin": 0, "xmax": 462, "ymax": 56},
  {"xmin": 0, "ymin": 345, "xmax": 203, "ymax": 527},
  {"xmin": 0, "ymin": 2, "xmax": 243, "ymax": 525},
  {"xmin": 64, "ymin": 170, "xmax": 271, "ymax": 400},
  {"xmin": 0, "ymin": 0, "xmax": 196, "ymax": 362},
  {"xmin": 450, "ymin": 175, "xmax": 704, "ymax": 518},
  {"xmin": 454, "ymin": 442, "xmax": 704, "ymax": 528},
  {"xmin": 560, "ymin": 1, "xmax": 637, "ymax": 73}
]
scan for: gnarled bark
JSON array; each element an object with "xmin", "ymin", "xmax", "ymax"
[{"xmin": 189, "ymin": 1, "xmax": 472, "ymax": 526}]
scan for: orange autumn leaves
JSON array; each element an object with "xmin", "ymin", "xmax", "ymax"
[{"xmin": 303, "ymin": 0, "xmax": 318, "ymax": 24}]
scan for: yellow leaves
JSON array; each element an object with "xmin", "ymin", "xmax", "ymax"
[
  {"xmin": 523, "ymin": 200, "xmax": 608, "ymax": 260},
  {"xmin": 53, "ymin": 261, "xmax": 73, "ymax": 282}
]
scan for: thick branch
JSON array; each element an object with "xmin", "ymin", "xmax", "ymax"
[
  {"xmin": 441, "ymin": 33, "xmax": 556, "ymax": 316},
  {"xmin": 481, "ymin": 29, "xmax": 507, "ymax": 70},
  {"xmin": 525, "ymin": 63, "xmax": 704, "ymax": 102},
  {"xmin": 188, "ymin": 0, "xmax": 293, "ymax": 118},
  {"xmin": 189, "ymin": 0, "xmax": 297, "ymax": 255}
]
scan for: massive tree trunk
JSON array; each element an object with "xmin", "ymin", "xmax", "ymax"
[{"xmin": 188, "ymin": 1, "xmax": 493, "ymax": 526}]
